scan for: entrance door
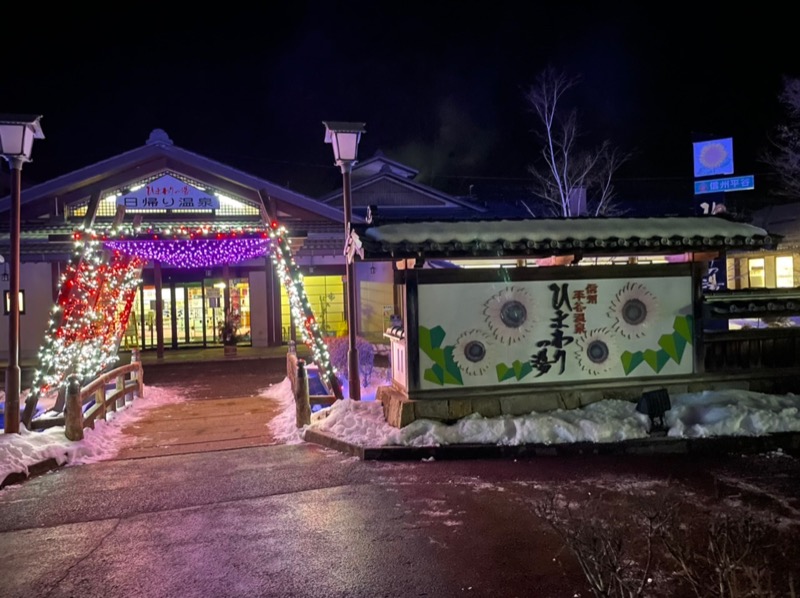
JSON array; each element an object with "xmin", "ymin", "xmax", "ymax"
[
  {"xmin": 129, "ymin": 278, "xmax": 251, "ymax": 350},
  {"xmin": 186, "ymin": 284, "xmax": 207, "ymax": 344}
]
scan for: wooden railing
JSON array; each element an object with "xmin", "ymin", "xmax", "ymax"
[
  {"xmin": 79, "ymin": 362, "xmax": 144, "ymax": 431},
  {"xmin": 29, "ymin": 360, "xmax": 143, "ymax": 438},
  {"xmin": 703, "ymin": 328, "xmax": 800, "ymax": 372},
  {"xmin": 286, "ymin": 348, "xmax": 336, "ymax": 428}
]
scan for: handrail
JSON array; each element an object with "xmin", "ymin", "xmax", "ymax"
[
  {"xmin": 81, "ymin": 362, "xmax": 144, "ymax": 431},
  {"xmin": 29, "ymin": 360, "xmax": 144, "ymax": 438}
]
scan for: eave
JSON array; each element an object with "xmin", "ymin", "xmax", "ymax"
[{"xmin": 351, "ymin": 216, "xmax": 781, "ymax": 261}]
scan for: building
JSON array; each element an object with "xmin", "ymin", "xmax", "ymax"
[{"xmin": 0, "ymin": 129, "xmax": 489, "ymax": 364}]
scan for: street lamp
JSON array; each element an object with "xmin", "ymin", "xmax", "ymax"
[
  {"xmin": 323, "ymin": 121, "xmax": 365, "ymax": 401},
  {"xmin": 0, "ymin": 114, "xmax": 44, "ymax": 434}
]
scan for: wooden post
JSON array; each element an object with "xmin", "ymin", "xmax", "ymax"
[
  {"xmin": 64, "ymin": 374, "xmax": 84, "ymax": 441},
  {"xmin": 94, "ymin": 386, "xmax": 105, "ymax": 425},
  {"xmin": 131, "ymin": 349, "xmax": 143, "ymax": 397},
  {"xmin": 115, "ymin": 374, "xmax": 123, "ymax": 410},
  {"xmin": 295, "ymin": 359, "xmax": 311, "ymax": 428}
]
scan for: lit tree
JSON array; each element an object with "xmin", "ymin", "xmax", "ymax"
[
  {"xmin": 761, "ymin": 75, "xmax": 800, "ymax": 199},
  {"xmin": 524, "ymin": 66, "xmax": 630, "ymax": 217}
]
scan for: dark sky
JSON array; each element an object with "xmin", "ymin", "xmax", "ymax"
[{"xmin": 4, "ymin": 3, "xmax": 799, "ymax": 198}]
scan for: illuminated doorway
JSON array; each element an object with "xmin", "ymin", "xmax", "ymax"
[{"xmin": 130, "ymin": 278, "xmax": 251, "ymax": 349}]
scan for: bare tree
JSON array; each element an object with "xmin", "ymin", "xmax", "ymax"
[
  {"xmin": 533, "ymin": 488, "xmax": 797, "ymax": 598},
  {"xmin": 761, "ymin": 75, "xmax": 800, "ymax": 200},
  {"xmin": 533, "ymin": 491, "xmax": 669, "ymax": 598},
  {"xmin": 524, "ymin": 66, "xmax": 631, "ymax": 217}
]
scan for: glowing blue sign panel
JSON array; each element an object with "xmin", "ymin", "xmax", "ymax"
[
  {"xmin": 693, "ymin": 137, "xmax": 734, "ymax": 178},
  {"xmin": 694, "ymin": 175, "xmax": 754, "ymax": 195}
]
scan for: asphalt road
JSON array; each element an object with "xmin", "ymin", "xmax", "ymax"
[{"xmin": 1, "ymin": 358, "xmax": 799, "ymax": 597}]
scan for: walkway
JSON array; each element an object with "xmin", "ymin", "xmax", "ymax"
[{"xmin": 113, "ymin": 348, "xmax": 297, "ymax": 459}]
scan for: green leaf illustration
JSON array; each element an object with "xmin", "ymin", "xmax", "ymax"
[
  {"xmin": 643, "ymin": 348, "xmax": 670, "ymax": 373},
  {"xmin": 621, "ymin": 350, "xmax": 644, "ymax": 375},
  {"xmin": 673, "ymin": 314, "xmax": 693, "ymax": 343},
  {"xmin": 497, "ymin": 363, "xmax": 514, "ymax": 382},
  {"xmin": 496, "ymin": 359, "xmax": 534, "ymax": 382},
  {"xmin": 419, "ymin": 325, "xmax": 445, "ymax": 354},
  {"xmin": 419, "ymin": 326, "xmax": 463, "ymax": 386},
  {"xmin": 658, "ymin": 331, "xmax": 687, "ymax": 362},
  {"xmin": 424, "ymin": 363, "xmax": 445, "ymax": 385},
  {"xmin": 620, "ymin": 315, "xmax": 695, "ymax": 375}
]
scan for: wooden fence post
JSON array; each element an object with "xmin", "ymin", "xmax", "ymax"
[
  {"xmin": 295, "ymin": 359, "xmax": 311, "ymax": 428},
  {"xmin": 64, "ymin": 374, "xmax": 84, "ymax": 441},
  {"xmin": 131, "ymin": 350, "xmax": 143, "ymax": 397}
]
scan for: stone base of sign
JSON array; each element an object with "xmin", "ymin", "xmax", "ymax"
[{"xmin": 375, "ymin": 371, "xmax": 798, "ymax": 429}]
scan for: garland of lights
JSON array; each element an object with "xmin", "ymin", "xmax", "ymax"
[
  {"xmin": 31, "ymin": 235, "xmax": 146, "ymax": 398},
  {"xmin": 267, "ymin": 221, "xmax": 341, "ymax": 398},
  {"xmin": 29, "ymin": 221, "xmax": 340, "ymax": 405},
  {"xmin": 104, "ymin": 238, "xmax": 269, "ymax": 267}
]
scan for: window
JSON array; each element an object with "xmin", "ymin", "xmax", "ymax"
[
  {"xmin": 748, "ymin": 258, "xmax": 765, "ymax": 288},
  {"xmin": 776, "ymin": 256, "xmax": 794, "ymax": 288}
]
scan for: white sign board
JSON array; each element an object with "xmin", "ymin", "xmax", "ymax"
[
  {"xmin": 417, "ymin": 275, "xmax": 694, "ymax": 389},
  {"xmin": 117, "ymin": 174, "xmax": 220, "ymax": 210}
]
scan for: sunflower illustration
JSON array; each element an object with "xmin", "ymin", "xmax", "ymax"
[
  {"xmin": 699, "ymin": 142, "xmax": 729, "ymax": 170},
  {"xmin": 483, "ymin": 286, "xmax": 536, "ymax": 345},
  {"xmin": 452, "ymin": 329, "xmax": 495, "ymax": 376},
  {"xmin": 574, "ymin": 328, "xmax": 617, "ymax": 376},
  {"xmin": 607, "ymin": 282, "xmax": 659, "ymax": 339}
]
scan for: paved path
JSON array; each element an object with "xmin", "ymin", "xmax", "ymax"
[
  {"xmin": 114, "ymin": 396, "xmax": 282, "ymax": 459},
  {"xmin": 111, "ymin": 356, "xmax": 289, "ymax": 459},
  {"xmin": 1, "ymin": 357, "xmax": 799, "ymax": 597}
]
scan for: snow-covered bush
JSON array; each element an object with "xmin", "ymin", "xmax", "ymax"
[{"xmin": 325, "ymin": 336, "xmax": 375, "ymax": 387}]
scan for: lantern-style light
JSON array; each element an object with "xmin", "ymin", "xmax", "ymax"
[
  {"xmin": 322, "ymin": 121, "xmax": 366, "ymax": 164},
  {"xmin": 0, "ymin": 114, "xmax": 45, "ymax": 162}
]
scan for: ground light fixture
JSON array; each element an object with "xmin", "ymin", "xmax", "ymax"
[
  {"xmin": 323, "ymin": 121, "xmax": 366, "ymax": 400},
  {"xmin": 0, "ymin": 114, "xmax": 44, "ymax": 434}
]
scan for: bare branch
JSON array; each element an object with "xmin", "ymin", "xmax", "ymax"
[
  {"xmin": 524, "ymin": 66, "xmax": 630, "ymax": 217},
  {"xmin": 761, "ymin": 75, "xmax": 800, "ymax": 199}
]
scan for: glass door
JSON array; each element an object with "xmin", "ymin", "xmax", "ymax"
[{"xmin": 187, "ymin": 284, "xmax": 207, "ymax": 344}]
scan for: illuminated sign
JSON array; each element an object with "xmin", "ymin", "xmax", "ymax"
[
  {"xmin": 117, "ymin": 174, "xmax": 220, "ymax": 210},
  {"xmin": 693, "ymin": 138, "xmax": 734, "ymax": 178},
  {"xmin": 694, "ymin": 175, "xmax": 754, "ymax": 195}
]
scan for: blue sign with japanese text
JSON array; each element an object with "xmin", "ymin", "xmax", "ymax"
[{"xmin": 694, "ymin": 175, "xmax": 754, "ymax": 196}]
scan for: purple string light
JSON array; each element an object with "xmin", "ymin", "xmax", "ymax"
[{"xmin": 104, "ymin": 238, "xmax": 270, "ymax": 268}]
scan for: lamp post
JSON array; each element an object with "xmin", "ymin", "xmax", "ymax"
[
  {"xmin": 0, "ymin": 114, "xmax": 44, "ymax": 434},
  {"xmin": 323, "ymin": 121, "xmax": 365, "ymax": 401}
]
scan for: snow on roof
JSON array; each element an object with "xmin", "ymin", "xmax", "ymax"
[{"xmin": 363, "ymin": 216, "xmax": 769, "ymax": 244}]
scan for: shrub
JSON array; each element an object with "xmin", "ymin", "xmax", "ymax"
[{"xmin": 325, "ymin": 336, "xmax": 375, "ymax": 387}]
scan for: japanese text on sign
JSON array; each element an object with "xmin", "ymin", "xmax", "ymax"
[{"xmin": 116, "ymin": 174, "xmax": 220, "ymax": 210}]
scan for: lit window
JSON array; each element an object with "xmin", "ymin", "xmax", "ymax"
[
  {"xmin": 748, "ymin": 258, "xmax": 765, "ymax": 288},
  {"xmin": 776, "ymin": 256, "xmax": 794, "ymax": 288}
]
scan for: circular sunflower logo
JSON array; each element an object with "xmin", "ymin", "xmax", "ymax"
[
  {"xmin": 483, "ymin": 286, "xmax": 536, "ymax": 345},
  {"xmin": 575, "ymin": 328, "xmax": 617, "ymax": 375},
  {"xmin": 452, "ymin": 329, "xmax": 495, "ymax": 376},
  {"xmin": 607, "ymin": 282, "xmax": 659, "ymax": 339}
]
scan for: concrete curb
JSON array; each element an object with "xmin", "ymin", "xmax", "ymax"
[
  {"xmin": 1, "ymin": 457, "xmax": 63, "ymax": 490},
  {"xmin": 5, "ymin": 431, "xmax": 799, "ymax": 490},
  {"xmin": 302, "ymin": 429, "xmax": 800, "ymax": 461}
]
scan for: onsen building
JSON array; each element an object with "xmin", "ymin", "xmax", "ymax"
[{"xmin": 0, "ymin": 129, "xmax": 486, "ymax": 364}]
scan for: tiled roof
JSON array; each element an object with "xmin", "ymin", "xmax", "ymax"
[{"xmin": 353, "ymin": 216, "xmax": 779, "ymax": 260}]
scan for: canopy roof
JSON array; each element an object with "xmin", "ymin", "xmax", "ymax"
[{"xmin": 352, "ymin": 216, "xmax": 779, "ymax": 261}]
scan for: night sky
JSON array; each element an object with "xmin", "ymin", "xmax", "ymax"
[{"xmin": 4, "ymin": 3, "xmax": 798, "ymax": 199}]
